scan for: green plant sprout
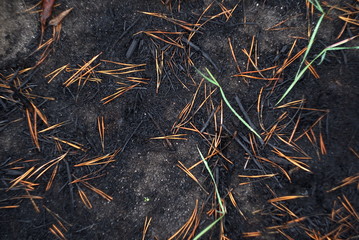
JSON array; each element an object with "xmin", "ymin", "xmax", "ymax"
[
  {"xmin": 193, "ymin": 147, "xmax": 226, "ymax": 240},
  {"xmin": 276, "ymin": 0, "xmax": 359, "ymax": 104},
  {"xmin": 196, "ymin": 68, "xmax": 263, "ymax": 142}
]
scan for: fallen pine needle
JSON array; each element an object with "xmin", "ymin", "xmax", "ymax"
[
  {"xmin": 150, "ymin": 134, "xmax": 187, "ymax": 140},
  {"xmin": 268, "ymin": 195, "xmax": 308, "ymax": 203}
]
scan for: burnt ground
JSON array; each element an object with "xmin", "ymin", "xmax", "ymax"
[{"xmin": 0, "ymin": 0, "xmax": 358, "ymax": 239}]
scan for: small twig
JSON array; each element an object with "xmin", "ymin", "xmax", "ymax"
[
  {"xmin": 64, "ymin": 159, "xmax": 74, "ymax": 213},
  {"xmin": 235, "ymin": 95, "xmax": 257, "ymax": 131},
  {"xmin": 200, "ymin": 107, "xmax": 217, "ymax": 133},
  {"xmin": 121, "ymin": 120, "xmax": 144, "ymax": 153},
  {"xmin": 182, "ymin": 37, "xmax": 221, "ymax": 72},
  {"xmin": 222, "ymin": 124, "xmax": 253, "ymax": 161},
  {"xmin": 110, "ymin": 16, "xmax": 141, "ymax": 51}
]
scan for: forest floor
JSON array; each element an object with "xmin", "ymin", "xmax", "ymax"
[{"xmin": 0, "ymin": 0, "xmax": 358, "ymax": 239}]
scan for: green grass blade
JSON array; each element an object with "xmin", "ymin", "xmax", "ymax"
[
  {"xmin": 308, "ymin": 0, "xmax": 324, "ymax": 13},
  {"xmin": 196, "ymin": 68, "xmax": 263, "ymax": 142},
  {"xmin": 195, "ymin": 67, "xmax": 219, "ymax": 86},
  {"xmin": 276, "ymin": 13, "xmax": 325, "ymax": 105},
  {"xmin": 319, "ymin": 46, "xmax": 359, "ymax": 64},
  {"xmin": 193, "ymin": 217, "xmax": 223, "ymax": 240},
  {"xmin": 218, "ymin": 87, "xmax": 262, "ymax": 141},
  {"xmin": 197, "ymin": 147, "xmax": 224, "ymax": 212},
  {"xmin": 193, "ymin": 147, "xmax": 225, "ymax": 240},
  {"xmin": 295, "ymin": 14, "xmax": 325, "ymax": 79}
]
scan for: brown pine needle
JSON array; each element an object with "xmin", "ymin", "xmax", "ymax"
[
  {"xmin": 26, "ymin": 109, "xmax": 40, "ymax": 150},
  {"xmin": 171, "ymin": 79, "xmax": 204, "ymax": 133},
  {"xmin": 74, "ymin": 149, "xmax": 120, "ymax": 168},
  {"xmin": 266, "ymin": 14, "xmax": 302, "ymax": 31},
  {"xmin": 30, "ymin": 101, "xmax": 49, "ymax": 126},
  {"xmin": 18, "ymin": 180, "xmax": 39, "ymax": 191},
  {"xmin": 74, "ymin": 154, "xmax": 116, "ymax": 167},
  {"xmin": 97, "ymin": 116, "xmax": 105, "ymax": 152},
  {"xmin": 80, "ymin": 181, "xmax": 113, "ymax": 201},
  {"xmin": 349, "ymin": 147, "xmax": 359, "ymax": 159},
  {"xmin": 267, "ymin": 217, "xmax": 307, "ymax": 230},
  {"xmin": 275, "ymin": 99, "xmax": 306, "ymax": 109},
  {"xmin": 242, "ymin": 48, "xmax": 266, "ymax": 79},
  {"xmin": 140, "ymin": 11, "xmax": 199, "ymax": 32},
  {"xmin": 177, "ymin": 161, "xmax": 208, "ymax": 194},
  {"xmin": 257, "ymin": 88, "xmax": 263, "ymax": 117},
  {"xmin": 142, "ymin": 217, "xmax": 152, "ymax": 240},
  {"xmin": 141, "ymin": 31, "xmax": 184, "ymax": 48},
  {"xmin": 10, "ymin": 195, "xmax": 43, "ymax": 200},
  {"xmin": 155, "ymin": 47, "xmax": 164, "ymax": 93},
  {"xmin": 228, "ymin": 191, "xmax": 246, "ymax": 219},
  {"xmin": 243, "ymin": 231, "xmax": 262, "ymax": 237},
  {"xmin": 339, "ymin": 195, "xmax": 359, "ymax": 220},
  {"xmin": 46, "ymin": 64, "xmax": 69, "ymax": 83},
  {"xmin": 240, "ymin": 65, "xmax": 278, "ymax": 74},
  {"xmin": 43, "ymin": 205, "xmax": 72, "ymax": 230},
  {"xmin": 169, "ymin": 200, "xmax": 199, "ymax": 240},
  {"xmin": 272, "ymin": 148, "xmax": 312, "ymax": 173},
  {"xmin": 294, "ymin": 113, "xmax": 328, "ymax": 142},
  {"xmin": 0, "ymin": 205, "xmax": 20, "ymax": 209},
  {"xmin": 247, "ymin": 36, "xmax": 255, "ymax": 70},
  {"xmin": 228, "ymin": 38, "xmax": 242, "ymax": 74},
  {"xmin": 63, "ymin": 53, "xmax": 102, "ymax": 87},
  {"xmin": 272, "ymin": 202, "xmax": 298, "ymax": 218},
  {"xmin": 49, "ymin": 224, "xmax": 67, "ymax": 240},
  {"xmin": 97, "ymin": 68, "xmax": 146, "ymax": 76},
  {"xmin": 191, "ymin": 6, "xmax": 234, "ymax": 39},
  {"xmin": 276, "ymin": 47, "xmax": 307, "ymax": 75},
  {"xmin": 36, "ymin": 38, "xmax": 54, "ymax": 52},
  {"xmin": 339, "ymin": 16, "xmax": 359, "ymax": 26},
  {"xmin": 100, "ymin": 60, "xmax": 146, "ymax": 68},
  {"xmin": 51, "ymin": 136, "xmax": 86, "ymax": 151},
  {"xmin": 268, "ymin": 195, "xmax": 308, "ymax": 203},
  {"xmin": 39, "ymin": 121, "xmax": 68, "ymax": 133},
  {"xmin": 188, "ymin": 2, "xmax": 213, "ymax": 40},
  {"xmin": 305, "ymin": 60, "xmax": 320, "ymax": 78},
  {"xmin": 336, "ymin": 21, "xmax": 348, "ymax": 40},
  {"xmin": 238, "ymin": 174, "xmax": 278, "ymax": 178},
  {"xmin": 8, "ymin": 166, "xmax": 35, "ymax": 190},
  {"xmin": 319, "ymin": 132, "xmax": 327, "ymax": 155},
  {"xmin": 151, "ymin": 134, "xmax": 187, "ymax": 140},
  {"xmin": 76, "ymin": 63, "xmax": 102, "ymax": 86},
  {"xmin": 22, "ymin": 1, "xmax": 41, "ymax": 13},
  {"xmin": 218, "ymin": 2, "xmax": 238, "ymax": 21},
  {"xmin": 26, "ymin": 189, "xmax": 41, "ymax": 213},
  {"xmin": 46, "ymin": 163, "xmax": 59, "ymax": 191},
  {"xmin": 29, "ymin": 151, "xmax": 68, "ymax": 180},
  {"xmin": 126, "ymin": 76, "xmax": 149, "ymax": 84},
  {"xmin": 257, "ymin": 156, "xmax": 291, "ymax": 181},
  {"xmin": 101, "ymin": 83, "xmax": 138, "ymax": 104},
  {"xmin": 232, "ymin": 74, "xmax": 280, "ymax": 81},
  {"xmin": 78, "ymin": 188, "xmax": 92, "ymax": 209}
]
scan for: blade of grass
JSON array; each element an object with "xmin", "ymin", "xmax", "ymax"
[
  {"xmin": 277, "ymin": 36, "xmax": 359, "ymax": 104},
  {"xmin": 276, "ymin": 12, "xmax": 325, "ymax": 104},
  {"xmin": 193, "ymin": 147, "xmax": 225, "ymax": 240},
  {"xmin": 196, "ymin": 68, "xmax": 263, "ymax": 143},
  {"xmin": 277, "ymin": 0, "xmax": 359, "ymax": 104}
]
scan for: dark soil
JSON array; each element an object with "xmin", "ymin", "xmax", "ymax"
[{"xmin": 1, "ymin": 0, "xmax": 358, "ymax": 239}]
